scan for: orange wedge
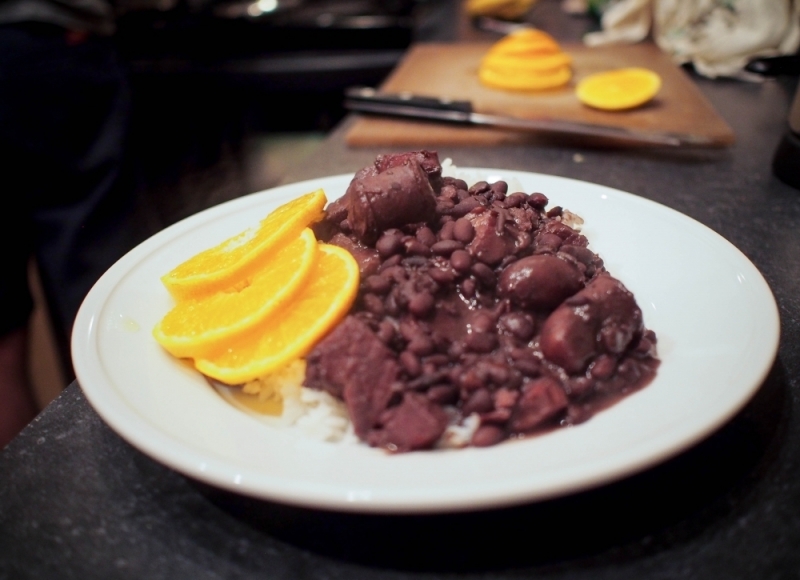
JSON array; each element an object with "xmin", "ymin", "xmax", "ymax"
[
  {"xmin": 161, "ymin": 189, "xmax": 327, "ymax": 300},
  {"xmin": 576, "ymin": 68, "xmax": 662, "ymax": 111},
  {"xmin": 195, "ymin": 244, "xmax": 360, "ymax": 385},
  {"xmin": 153, "ymin": 228, "xmax": 318, "ymax": 358}
]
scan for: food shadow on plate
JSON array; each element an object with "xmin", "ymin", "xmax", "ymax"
[{"xmin": 197, "ymin": 361, "xmax": 787, "ymax": 573}]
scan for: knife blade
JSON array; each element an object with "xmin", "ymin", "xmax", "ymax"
[{"xmin": 344, "ymin": 86, "xmax": 716, "ymax": 147}]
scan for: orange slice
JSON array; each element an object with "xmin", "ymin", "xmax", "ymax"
[
  {"xmin": 161, "ymin": 189, "xmax": 327, "ymax": 300},
  {"xmin": 481, "ymin": 52, "xmax": 572, "ymax": 72},
  {"xmin": 195, "ymin": 244, "xmax": 360, "ymax": 385},
  {"xmin": 489, "ymin": 29, "xmax": 563, "ymax": 56},
  {"xmin": 576, "ymin": 68, "xmax": 662, "ymax": 111},
  {"xmin": 153, "ymin": 228, "xmax": 318, "ymax": 358},
  {"xmin": 479, "ymin": 64, "xmax": 572, "ymax": 91},
  {"xmin": 478, "ymin": 28, "xmax": 572, "ymax": 91}
]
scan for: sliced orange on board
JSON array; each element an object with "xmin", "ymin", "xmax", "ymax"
[
  {"xmin": 576, "ymin": 67, "xmax": 662, "ymax": 111},
  {"xmin": 153, "ymin": 228, "xmax": 318, "ymax": 358},
  {"xmin": 478, "ymin": 29, "xmax": 572, "ymax": 92},
  {"xmin": 161, "ymin": 189, "xmax": 327, "ymax": 301},
  {"xmin": 195, "ymin": 244, "xmax": 360, "ymax": 385}
]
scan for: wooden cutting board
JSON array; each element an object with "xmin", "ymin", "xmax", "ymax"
[{"xmin": 345, "ymin": 42, "xmax": 735, "ymax": 148}]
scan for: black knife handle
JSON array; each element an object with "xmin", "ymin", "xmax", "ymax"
[{"xmin": 344, "ymin": 86, "xmax": 474, "ymax": 114}]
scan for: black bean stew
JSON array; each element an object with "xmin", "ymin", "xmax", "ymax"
[{"xmin": 305, "ymin": 151, "xmax": 659, "ymax": 452}]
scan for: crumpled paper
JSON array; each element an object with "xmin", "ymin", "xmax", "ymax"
[{"xmin": 582, "ymin": 0, "xmax": 800, "ymax": 79}]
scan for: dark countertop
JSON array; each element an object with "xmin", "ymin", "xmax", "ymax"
[{"xmin": 3, "ymin": 6, "xmax": 800, "ymax": 580}]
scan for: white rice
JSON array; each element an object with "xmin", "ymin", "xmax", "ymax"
[{"xmin": 231, "ymin": 370, "xmax": 479, "ymax": 447}]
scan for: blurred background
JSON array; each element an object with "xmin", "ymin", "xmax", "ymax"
[{"xmin": 27, "ymin": 0, "xmax": 473, "ymax": 407}]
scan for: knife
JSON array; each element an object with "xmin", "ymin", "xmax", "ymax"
[{"xmin": 344, "ymin": 86, "xmax": 716, "ymax": 147}]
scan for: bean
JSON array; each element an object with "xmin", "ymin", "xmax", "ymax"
[
  {"xmin": 490, "ymin": 180, "xmax": 508, "ymax": 195},
  {"xmin": 429, "ymin": 267, "xmax": 456, "ymax": 284},
  {"xmin": 405, "ymin": 239, "xmax": 430, "ymax": 257},
  {"xmin": 504, "ymin": 192, "xmax": 527, "ymax": 208},
  {"xmin": 399, "ymin": 350, "xmax": 422, "ymax": 377},
  {"xmin": 450, "ymin": 249, "xmax": 472, "ymax": 272},
  {"xmin": 451, "ymin": 178, "xmax": 469, "ymax": 190},
  {"xmin": 451, "ymin": 197, "xmax": 482, "ymax": 217},
  {"xmin": 469, "ymin": 312, "xmax": 495, "ymax": 333},
  {"xmin": 362, "ymin": 293, "xmax": 385, "ymax": 316},
  {"xmin": 415, "ymin": 226, "xmax": 437, "ymax": 247},
  {"xmin": 364, "ymin": 275, "xmax": 391, "ymax": 294},
  {"xmin": 590, "ymin": 354, "xmax": 616, "ymax": 379},
  {"xmin": 470, "ymin": 262, "xmax": 496, "ymax": 287},
  {"xmin": 376, "ymin": 320, "xmax": 396, "ymax": 344},
  {"xmin": 452, "ymin": 218, "xmax": 475, "ymax": 243},
  {"xmin": 460, "ymin": 277, "xmax": 477, "ymax": 298},
  {"xmin": 465, "ymin": 331, "xmax": 496, "ymax": 353},
  {"xmin": 471, "ymin": 424, "xmax": 506, "ymax": 447},
  {"xmin": 438, "ymin": 220, "xmax": 455, "ymax": 241},
  {"xmin": 383, "ymin": 293, "xmax": 400, "ymax": 316},
  {"xmin": 431, "ymin": 239, "xmax": 464, "ymax": 256},
  {"xmin": 408, "ymin": 335, "xmax": 435, "ymax": 356},
  {"xmin": 426, "ymin": 353, "xmax": 450, "ymax": 367},
  {"xmin": 481, "ymin": 361, "xmax": 510, "ymax": 385},
  {"xmin": 463, "ymin": 388, "xmax": 494, "ymax": 415},
  {"xmin": 378, "ymin": 254, "xmax": 402, "ymax": 271},
  {"xmin": 408, "ymin": 291, "xmax": 435, "ymax": 318},
  {"xmin": 528, "ymin": 192, "xmax": 548, "ymax": 210},
  {"xmin": 512, "ymin": 356, "xmax": 541, "ymax": 377},
  {"xmin": 376, "ymin": 233, "xmax": 404, "ymax": 258},
  {"xmin": 468, "ymin": 180, "xmax": 491, "ymax": 195},
  {"xmin": 427, "ymin": 384, "xmax": 459, "ymax": 405},
  {"xmin": 474, "ymin": 359, "xmax": 503, "ymax": 382},
  {"xmin": 635, "ymin": 336, "xmax": 654, "ymax": 355},
  {"xmin": 458, "ymin": 368, "xmax": 483, "ymax": 391}
]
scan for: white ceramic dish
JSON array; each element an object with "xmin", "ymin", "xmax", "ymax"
[{"xmin": 72, "ymin": 169, "xmax": 780, "ymax": 514}]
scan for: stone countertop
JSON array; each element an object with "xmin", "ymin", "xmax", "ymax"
[{"xmin": 3, "ymin": 8, "xmax": 800, "ymax": 579}]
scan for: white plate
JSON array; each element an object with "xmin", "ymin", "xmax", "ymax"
[{"xmin": 72, "ymin": 169, "xmax": 780, "ymax": 514}]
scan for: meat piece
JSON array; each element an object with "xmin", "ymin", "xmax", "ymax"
[
  {"xmin": 346, "ymin": 160, "xmax": 437, "ymax": 245},
  {"xmin": 498, "ymin": 254, "xmax": 584, "ymax": 310},
  {"xmin": 508, "ymin": 377, "xmax": 568, "ymax": 433},
  {"xmin": 466, "ymin": 210, "xmax": 515, "ymax": 266},
  {"xmin": 558, "ymin": 244, "xmax": 604, "ymax": 278},
  {"xmin": 326, "ymin": 233, "xmax": 381, "ymax": 277},
  {"xmin": 374, "ymin": 150, "xmax": 443, "ymax": 191},
  {"xmin": 370, "ymin": 393, "xmax": 449, "ymax": 452},
  {"xmin": 304, "ymin": 316, "xmax": 396, "ymax": 437},
  {"xmin": 324, "ymin": 196, "xmax": 349, "ymax": 225},
  {"xmin": 539, "ymin": 274, "xmax": 644, "ymax": 374},
  {"xmin": 311, "ymin": 196, "xmax": 350, "ymax": 242}
]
